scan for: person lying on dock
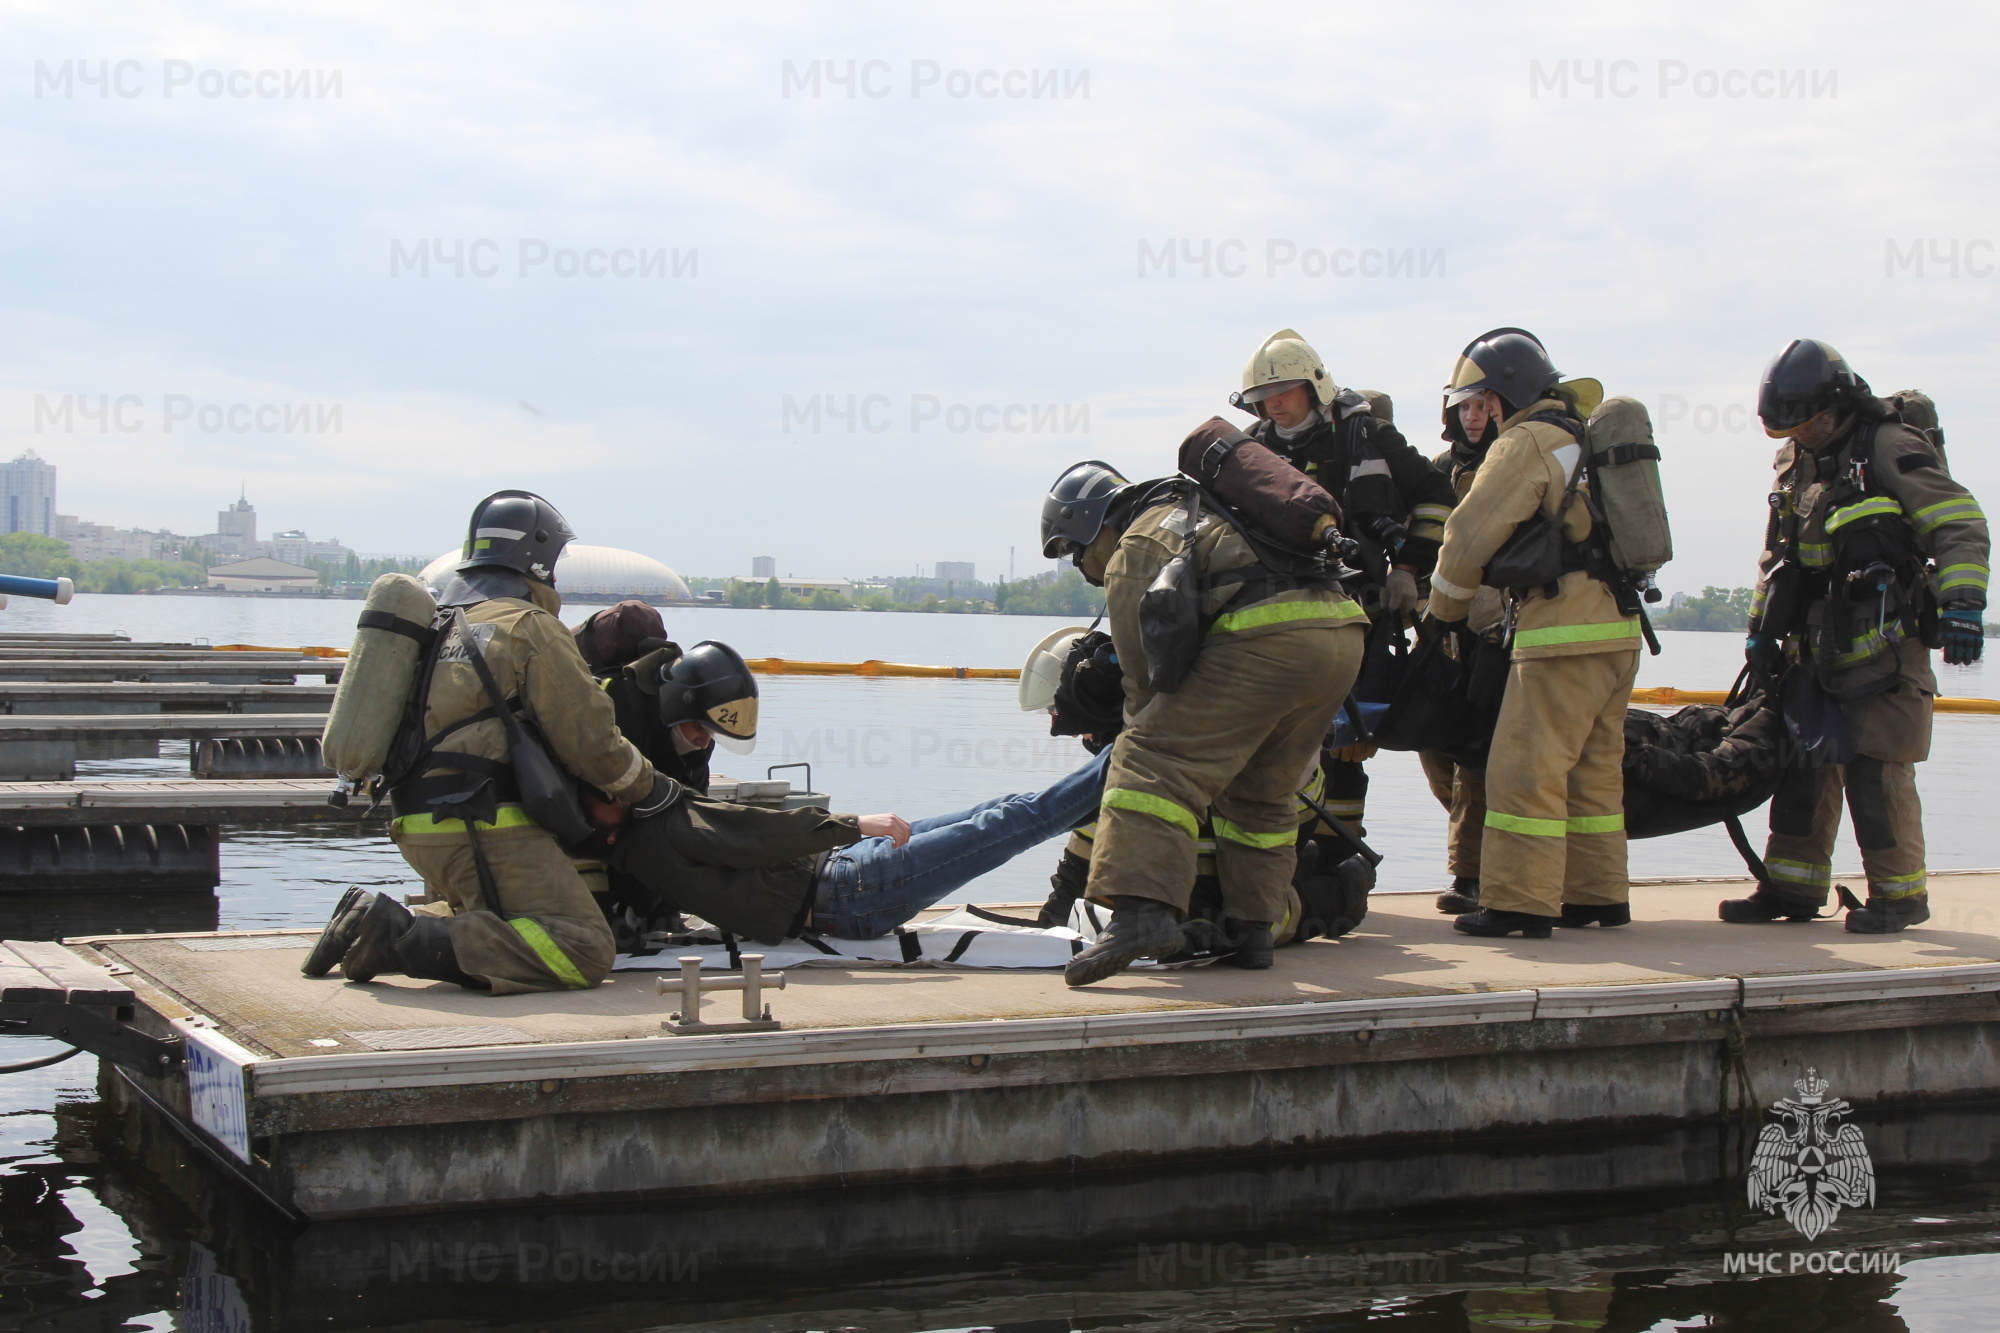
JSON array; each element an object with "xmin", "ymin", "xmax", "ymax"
[
  {"xmin": 593, "ymin": 746, "xmax": 1111, "ymax": 947},
  {"xmin": 310, "ymin": 748, "xmax": 1109, "ymax": 988},
  {"xmin": 572, "ymin": 605, "xmax": 1115, "ymax": 948}
]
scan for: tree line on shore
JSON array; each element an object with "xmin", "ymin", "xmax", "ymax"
[
  {"xmin": 0, "ymin": 534, "xmax": 426, "ymax": 594},
  {"xmin": 14, "ymin": 534, "xmax": 1972, "ymax": 638}
]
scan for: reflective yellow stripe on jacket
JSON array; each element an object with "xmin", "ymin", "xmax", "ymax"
[
  {"xmin": 1511, "ymin": 618, "xmax": 1641, "ymax": 651},
  {"xmin": 1209, "ymin": 597, "xmax": 1367, "ymax": 636},
  {"xmin": 392, "ymin": 805, "xmax": 541, "ymax": 837},
  {"xmin": 1823, "ymin": 496, "xmax": 1904, "ymax": 533}
]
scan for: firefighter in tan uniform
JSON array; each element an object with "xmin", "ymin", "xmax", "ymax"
[
  {"xmin": 1425, "ymin": 330, "xmax": 1641, "ymax": 938},
  {"xmin": 1039, "ymin": 456, "xmax": 1367, "ymax": 986},
  {"xmin": 305, "ymin": 491, "xmax": 669, "ymax": 993},
  {"xmin": 1723, "ymin": 339, "xmax": 1988, "ymax": 933}
]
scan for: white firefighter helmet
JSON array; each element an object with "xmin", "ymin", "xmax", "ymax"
[
  {"xmin": 1231, "ymin": 328, "xmax": 1338, "ymax": 414},
  {"xmin": 1018, "ymin": 625, "xmax": 1092, "ymax": 712}
]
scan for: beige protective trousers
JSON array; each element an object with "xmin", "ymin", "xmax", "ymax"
[
  {"xmin": 1479, "ymin": 649, "xmax": 1640, "ymax": 917},
  {"xmin": 1762, "ymin": 683, "xmax": 1932, "ymax": 907},
  {"xmin": 1088, "ymin": 625, "xmax": 1363, "ymax": 923},
  {"xmin": 1763, "ymin": 761, "xmax": 1926, "ymax": 907},
  {"xmin": 394, "ymin": 810, "xmax": 616, "ymax": 995},
  {"xmin": 1419, "ymin": 750, "xmax": 1487, "ymax": 879}
]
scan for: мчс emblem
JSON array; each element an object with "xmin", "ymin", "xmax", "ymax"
[{"xmin": 1747, "ymin": 1067, "xmax": 1875, "ymax": 1240}]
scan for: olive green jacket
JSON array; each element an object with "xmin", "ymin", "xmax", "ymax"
[{"xmin": 609, "ymin": 799, "xmax": 862, "ymax": 943}]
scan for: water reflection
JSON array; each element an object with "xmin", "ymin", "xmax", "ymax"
[{"xmin": 19, "ymin": 1096, "xmax": 1987, "ymax": 1332}]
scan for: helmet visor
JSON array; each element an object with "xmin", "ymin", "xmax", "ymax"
[
  {"xmin": 1762, "ymin": 408, "xmax": 1830, "ymax": 439},
  {"xmin": 704, "ymin": 695, "xmax": 758, "ymax": 742},
  {"xmin": 1236, "ymin": 378, "xmax": 1309, "ymax": 405},
  {"xmin": 1443, "ymin": 383, "xmax": 1490, "ymax": 410}
]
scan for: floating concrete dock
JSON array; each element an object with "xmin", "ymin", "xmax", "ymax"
[
  {"xmin": 0, "ymin": 713, "xmax": 325, "ymax": 741},
  {"xmin": 0, "ymin": 682, "xmax": 335, "ymax": 714},
  {"xmin": 0, "ymin": 778, "xmax": 367, "ymax": 827},
  {"xmin": 63, "ymin": 873, "xmax": 2000, "ymax": 1220},
  {"xmin": 0, "ymin": 659, "xmax": 342, "ymax": 682},
  {"xmin": 0, "ymin": 714, "xmax": 332, "ymax": 781}
]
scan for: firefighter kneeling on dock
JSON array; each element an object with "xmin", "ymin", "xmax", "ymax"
[
  {"xmin": 1042, "ymin": 436, "xmax": 1367, "ymax": 988},
  {"xmin": 305, "ymin": 491, "xmax": 675, "ymax": 993}
]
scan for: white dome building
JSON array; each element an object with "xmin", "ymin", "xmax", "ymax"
[{"xmin": 420, "ymin": 544, "xmax": 693, "ymax": 601}]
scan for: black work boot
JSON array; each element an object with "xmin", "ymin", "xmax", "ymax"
[
  {"xmin": 302, "ymin": 886, "xmax": 371, "ymax": 977},
  {"xmin": 1436, "ymin": 877, "xmax": 1480, "ymax": 914},
  {"xmin": 1844, "ymin": 891, "xmax": 1931, "ymax": 934},
  {"xmin": 1453, "ymin": 908, "xmax": 1556, "ymax": 939},
  {"xmin": 1225, "ymin": 920, "xmax": 1274, "ymax": 969},
  {"xmin": 1064, "ymin": 897, "xmax": 1184, "ymax": 988},
  {"xmin": 392, "ymin": 915, "xmax": 488, "ymax": 988},
  {"xmin": 1558, "ymin": 902, "xmax": 1632, "ymax": 928},
  {"xmin": 1319, "ymin": 853, "xmax": 1376, "ymax": 939},
  {"xmin": 339, "ymin": 892, "xmax": 417, "ymax": 982},
  {"xmin": 1718, "ymin": 888, "xmax": 1821, "ymax": 924},
  {"xmin": 1037, "ymin": 849, "xmax": 1090, "ymax": 927}
]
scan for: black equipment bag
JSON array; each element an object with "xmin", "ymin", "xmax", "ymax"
[
  {"xmin": 1352, "ymin": 617, "xmax": 1410, "ymax": 705},
  {"xmin": 1371, "ymin": 621, "xmax": 1503, "ymax": 767}
]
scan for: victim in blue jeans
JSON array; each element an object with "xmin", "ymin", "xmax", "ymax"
[{"xmin": 811, "ymin": 748, "xmax": 1111, "ymax": 939}]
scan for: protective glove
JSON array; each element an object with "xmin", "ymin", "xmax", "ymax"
[
  {"xmin": 630, "ymin": 772, "xmax": 684, "ymax": 818},
  {"xmin": 1745, "ymin": 632, "xmax": 1786, "ymax": 680},
  {"xmin": 1380, "ymin": 567, "xmax": 1420, "ymax": 617},
  {"xmin": 1941, "ymin": 605, "xmax": 1986, "ymax": 666}
]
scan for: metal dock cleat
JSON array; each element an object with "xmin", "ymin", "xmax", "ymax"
[{"xmin": 657, "ymin": 953, "xmax": 785, "ymax": 1034}]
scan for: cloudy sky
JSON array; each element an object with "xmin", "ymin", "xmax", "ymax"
[{"xmin": 4, "ymin": 1, "xmax": 1993, "ymax": 591}]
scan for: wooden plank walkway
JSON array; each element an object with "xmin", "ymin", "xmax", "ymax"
[
  {"xmin": 0, "ymin": 683, "xmax": 334, "ymax": 710},
  {"xmin": 0, "ymin": 660, "xmax": 343, "ymax": 681},
  {"xmin": 0, "ymin": 779, "xmax": 368, "ymax": 826},
  {"xmin": 0, "ymin": 714, "xmax": 326, "ymax": 742}
]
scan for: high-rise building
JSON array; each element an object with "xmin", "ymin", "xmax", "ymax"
[
  {"xmin": 0, "ymin": 451, "xmax": 56, "ymax": 537},
  {"xmin": 217, "ymin": 489, "xmax": 257, "ymax": 545},
  {"xmin": 272, "ymin": 530, "xmax": 311, "ymax": 566},
  {"xmin": 935, "ymin": 561, "xmax": 975, "ymax": 582},
  {"xmin": 751, "ymin": 555, "xmax": 776, "ymax": 578}
]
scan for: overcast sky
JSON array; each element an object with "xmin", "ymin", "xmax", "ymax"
[{"xmin": 4, "ymin": 2, "xmax": 1994, "ymax": 591}]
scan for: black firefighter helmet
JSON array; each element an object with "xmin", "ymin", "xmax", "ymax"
[
  {"xmin": 1757, "ymin": 338, "xmax": 1871, "ymax": 436},
  {"xmin": 1040, "ymin": 460, "xmax": 1133, "ymax": 561},
  {"xmin": 1442, "ymin": 327, "xmax": 1561, "ymax": 418},
  {"xmin": 457, "ymin": 490, "xmax": 575, "ymax": 585},
  {"xmin": 657, "ymin": 640, "xmax": 760, "ymax": 754}
]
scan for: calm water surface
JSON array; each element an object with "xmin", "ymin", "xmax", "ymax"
[{"xmin": 0, "ymin": 594, "xmax": 1994, "ymax": 1330}]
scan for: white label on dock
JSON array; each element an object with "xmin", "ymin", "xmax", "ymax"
[{"xmin": 183, "ymin": 1025, "xmax": 254, "ymax": 1162}]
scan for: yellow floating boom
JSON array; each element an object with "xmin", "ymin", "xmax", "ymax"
[
  {"xmin": 1630, "ymin": 685, "xmax": 2000, "ymax": 715},
  {"xmin": 745, "ymin": 657, "xmax": 1018, "ymax": 680},
  {"xmin": 208, "ymin": 644, "xmax": 2000, "ymax": 713}
]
